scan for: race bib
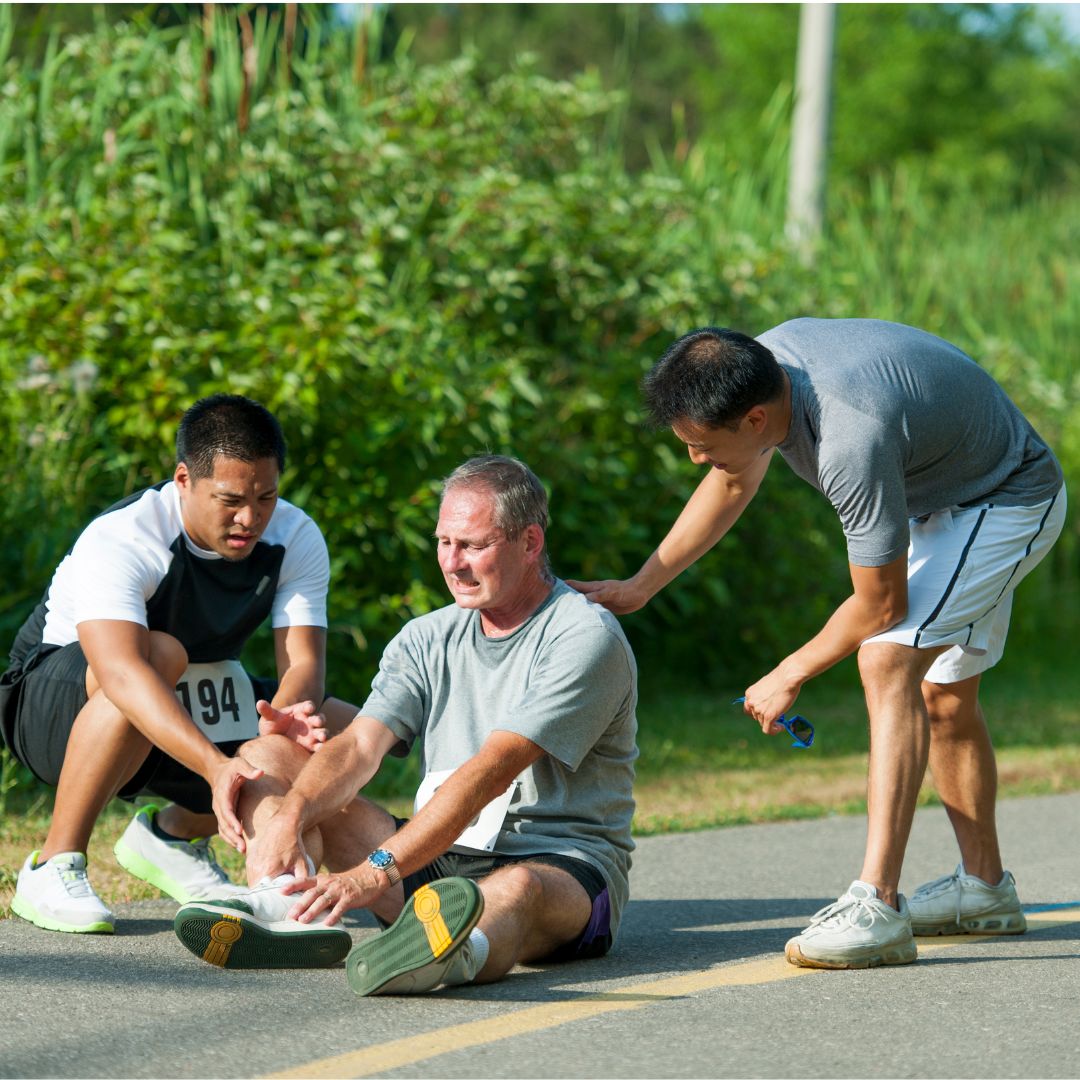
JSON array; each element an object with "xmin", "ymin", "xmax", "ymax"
[
  {"xmin": 175, "ymin": 660, "xmax": 259, "ymax": 744},
  {"xmin": 414, "ymin": 768, "xmax": 519, "ymax": 854}
]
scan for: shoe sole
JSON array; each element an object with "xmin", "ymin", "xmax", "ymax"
[
  {"xmin": 346, "ymin": 878, "xmax": 484, "ymax": 996},
  {"xmin": 912, "ymin": 910, "xmax": 1027, "ymax": 936},
  {"xmin": 785, "ymin": 936, "xmax": 917, "ymax": 969},
  {"xmin": 173, "ymin": 904, "xmax": 352, "ymax": 969},
  {"xmin": 10, "ymin": 894, "xmax": 114, "ymax": 934}
]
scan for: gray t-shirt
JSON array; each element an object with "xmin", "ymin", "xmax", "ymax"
[
  {"xmin": 361, "ymin": 579, "xmax": 639, "ymax": 936},
  {"xmin": 760, "ymin": 318, "xmax": 1063, "ymax": 567}
]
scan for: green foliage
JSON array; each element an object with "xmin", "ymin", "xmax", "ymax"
[
  {"xmin": 695, "ymin": 3, "xmax": 1080, "ymax": 197},
  {"xmin": 1, "ymin": 7, "xmax": 834, "ymax": 708},
  {"xmin": 0, "ymin": 5, "xmax": 1076, "ymax": 832}
]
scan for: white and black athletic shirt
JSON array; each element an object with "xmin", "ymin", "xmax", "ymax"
[{"xmin": 5, "ymin": 480, "xmax": 329, "ymax": 674}]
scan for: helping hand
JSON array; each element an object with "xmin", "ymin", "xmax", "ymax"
[
  {"xmin": 257, "ymin": 699, "xmax": 328, "ymax": 753},
  {"xmin": 565, "ymin": 577, "xmax": 649, "ymax": 615},
  {"xmin": 210, "ymin": 754, "xmax": 264, "ymax": 852}
]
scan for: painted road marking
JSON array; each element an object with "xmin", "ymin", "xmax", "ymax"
[{"xmin": 264, "ymin": 906, "xmax": 1080, "ymax": 1080}]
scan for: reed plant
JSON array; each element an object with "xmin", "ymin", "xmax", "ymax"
[{"xmin": 0, "ymin": 5, "xmax": 1075, "ymax": 817}]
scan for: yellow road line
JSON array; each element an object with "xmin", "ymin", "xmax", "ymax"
[{"xmin": 265, "ymin": 907, "xmax": 1080, "ymax": 1080}]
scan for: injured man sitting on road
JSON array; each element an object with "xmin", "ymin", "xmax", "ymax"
[{"xmin": 173, "ymin": 455, "xmax": 639, "ymax": 996}]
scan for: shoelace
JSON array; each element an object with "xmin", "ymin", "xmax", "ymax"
[
  {"xmin": 808, "ymin": 892, "xmax": 883, "ymax": 931},
  {"xmin": 912, "ymin": 870, "xmax": 960, "ymax": 899},
  {"xmin": 57, "ymin": 865, "xmax": 96, "ymax": 899},
  {"xmin": 188, "ymin": 837, "xmax": 230, "ymax": 882}
]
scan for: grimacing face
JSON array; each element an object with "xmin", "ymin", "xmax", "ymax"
[
  {"xmin": 175, "ymin": 455, "xmax": 280, "ymax": 560},
  {"xmin": 434, "ymin": 487, "xmax": 539, "ymax": 614}
]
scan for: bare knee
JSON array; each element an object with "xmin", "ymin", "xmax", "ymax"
[
  {"xmin": 237, "ymin": 733, "xmax": 310, "ymax": 783},
  {"xmin": 482, "ymin": 863, "xmax": 545, "ymax": 911},
  {"xmin": 148, "ymin": 631, "xmax": 189, "ymax": 684}
]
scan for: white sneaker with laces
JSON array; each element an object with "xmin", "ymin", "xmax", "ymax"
[
  {"xmin": 113, "ymin": 805, "xmax": 247, "ymax": 903},
  {"xmin": 785, "ymin": 880, "xmax": 917, "ymax": 969},
  {"xmin": 11, "ymin": 851, "xmax": 114, "ymax": 934},
  {"xmin": 173, "ymin": 873, "xmax": 352, "ymax": 969},
  {"xmin": 908, "ymin": 865, "xmax": 1026, "ymax": 936}
]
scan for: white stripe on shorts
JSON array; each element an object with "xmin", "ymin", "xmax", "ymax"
[{"xmin": 863, "ymin": 484, "xmax": 1066, "ymax": 684}]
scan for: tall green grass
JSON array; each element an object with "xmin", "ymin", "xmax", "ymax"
[{"xmin": 0, "ymin": 5, "xmax": 1075, "ymax": 810}]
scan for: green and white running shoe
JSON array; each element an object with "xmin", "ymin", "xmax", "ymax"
[
  {"xmin": 174, "ymin": 874, "xmax": 352, "ymax": 969},
  {"xmin": 114, "ymin": 804, "xmax": 246, "ymax": 903},
  {"xmin": 909, "ymin": 865, "xmax": 1027, "ymax": 936},
  {"xmin": 785, "ymin": 880, "xmax": 917, "ymax": 969},
  {"xmin": 11, "ymin": 851, "xmax": 114, "ymax": 934},
  {"xmin": 346, "ymin": 877, "xmax": 484, "ymax": 996}
]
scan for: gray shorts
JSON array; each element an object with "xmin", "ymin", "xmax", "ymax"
[{"xmin": 3, "ymin": 640, "xmax": 275, "ymax": 815}]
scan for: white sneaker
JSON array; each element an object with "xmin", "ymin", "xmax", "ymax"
[
  {"xmin": 785, "ymin": 880, "xmax": 917, "ymax": 969},
  {"xmin": 11, "ymin": 851, "xmax": 114, "ymax": 934},
  {"xmin": 173, "ymin": 874, "xmax": 352, "ymax": 969},
  {"xmin": 909, "ymin": 865, "xmax": 1027, "ymax": 936},
  {"xmin": 113, "ymin": 805, "xmax": 246, "ymax": 903}
]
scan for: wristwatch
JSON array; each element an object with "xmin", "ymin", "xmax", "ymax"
[{"xmin": 367, "ymin": 848, "xmax": 401, "ymax": 886}]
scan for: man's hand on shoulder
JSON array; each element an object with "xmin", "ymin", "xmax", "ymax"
[
  {"xmin": 257, "ymin": 698, "xmax": 328, "ymax": 753},
  {"xmin": 565, "ymin": 577, "xmax": 648, "ymax": 615}
]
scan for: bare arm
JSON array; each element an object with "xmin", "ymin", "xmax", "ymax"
[
  {"xmin": 245, "ymin": 712, "xmax": 399, "ymax": 880},
  {"xmin": 78, "ymin": 620, "xmax": 263, "ymax": 847},
  {"xmin": 255, "ymin": 625, "xmax": 339, "ymax": 750},
  {"xmin": 271, "ymin": 624, "xmax": 326, "ymax": 710},
  {"xmin": 567, "ymin": 450, "xmax": 773, "ymax": 614},
  {"xmin": 742, "ymin": 555, "xmax": 910, "ymax": 729},
  {"xmin": 285, "ymin": 729, "xmax": 546, "ymax": 924}
]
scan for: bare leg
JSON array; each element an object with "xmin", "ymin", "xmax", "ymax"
[
  {"xmin": 856, "ymin": 641, "xmax": 949, "ymax": 908},
  {"xmin": 923, "ymin": 674, "xmax": 1004, "ymax": 883},
  {"xmin": 235, "ymin": 734, "xmax": 326, "ymax": 884},
  {"xmin": 42, "ymin": 632, "xmax": 188, "ymax": 860},
  {"xmin": 471, "ymin": 863, "xmax": 593, "ymax": 983}
]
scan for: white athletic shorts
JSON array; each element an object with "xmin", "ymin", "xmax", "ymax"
[{"xmin": 863, "ymin": 484, "xmax": 1066, "ymax": 684}]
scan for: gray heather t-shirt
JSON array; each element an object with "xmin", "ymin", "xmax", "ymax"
[
  {"xmin": 759, "ymin": 318, "xmax": 1063, "ymax": 567},
  {"xmin": 360, "ymin": 579, "xmax": 638, "ymax": 936}
]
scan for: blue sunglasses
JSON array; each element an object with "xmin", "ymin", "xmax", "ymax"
[{"xmin": 732, "ymin": 697, "xmax": 815, "ymax": 749}]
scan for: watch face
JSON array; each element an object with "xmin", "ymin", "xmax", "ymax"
[{"xmin": 369, "ymin": 849, "xmax": 392, "ymax": 870}]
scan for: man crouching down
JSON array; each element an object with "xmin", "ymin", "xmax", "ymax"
[{"xmin": 173, "ymin": 455, "xmax": 639, "ymax": 995}]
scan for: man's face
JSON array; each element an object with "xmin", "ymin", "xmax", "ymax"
[
  {"xmin": 672, "ymin": 411, "xmax": 771, "ymax": 475},
  {"xmin": 175, "ymin": 455, "xmax": 280, "ymax": 561},
  {"xmin": 435, "ymin": 487, "xmax": 537, "ymax": 612}
]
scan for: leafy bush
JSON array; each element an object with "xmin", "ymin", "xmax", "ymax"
[
  {"xmin": 0, "ymin": 8, "xmax": 848, "ymax": 712},
  {"xmin": 0, "ymin": 5, "xmax": 1074, "ymax": 736}
]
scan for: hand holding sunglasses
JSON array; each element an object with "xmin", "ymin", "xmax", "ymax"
[{"xmin": 732, "ymin": 696, "xmax": 815, "ymax": 749}]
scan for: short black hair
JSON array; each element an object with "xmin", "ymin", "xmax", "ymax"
[
  {"xmin": 176, "ymin": 394, "xmax": 286, "ymax": 480},
  {"xmin": 643, "ymin": 327, "xmax": 785, "ymax": 431}
]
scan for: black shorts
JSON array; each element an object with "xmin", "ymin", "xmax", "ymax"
[
  {"xmin": 390, "ymin": 818, "xmax": 613, "ymax": 963},
  {"xmin": 3, "ymin": 641, "xmax": 276, "ymax": 815}
]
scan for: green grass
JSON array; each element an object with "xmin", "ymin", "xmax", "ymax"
[{"xmin": 4, "ymin": 643, "xmax": 1078, "ymax": 920}]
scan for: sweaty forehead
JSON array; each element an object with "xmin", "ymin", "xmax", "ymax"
[{"xmin": 436, "ymin": 488, "xmax": 499, "ymax": 536}]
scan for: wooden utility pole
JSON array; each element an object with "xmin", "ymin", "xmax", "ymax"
[{"xmin": 786, "ymin": 3, "xmax": 836, "ymax": 262}]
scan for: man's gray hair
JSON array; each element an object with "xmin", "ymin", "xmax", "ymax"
[{"xmin": 440, "ymin": 455, "xmax": 549, "ymax": 538}]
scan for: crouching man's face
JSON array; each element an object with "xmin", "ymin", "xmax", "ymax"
[{"xmin": 435, "ymin": 487, "xmax": 541, "ymax": 614}]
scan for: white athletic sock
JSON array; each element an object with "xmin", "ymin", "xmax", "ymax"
[{"xmin": 441, "ymin": 927, "xmax": 490, "ymax": 986}]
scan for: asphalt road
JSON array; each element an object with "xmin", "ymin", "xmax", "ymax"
[{"xmin": 1, "ymin": 792, "xmax": 1078, "ymax": 1079}]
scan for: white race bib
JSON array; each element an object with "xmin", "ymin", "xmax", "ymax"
[
  {"xmin": 175, "ymin": 660, "xmax": 259, "ymax": 744},
  {"xmin": 414, "ymin": 767, "xmax": 519, "ymax": 854}
]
